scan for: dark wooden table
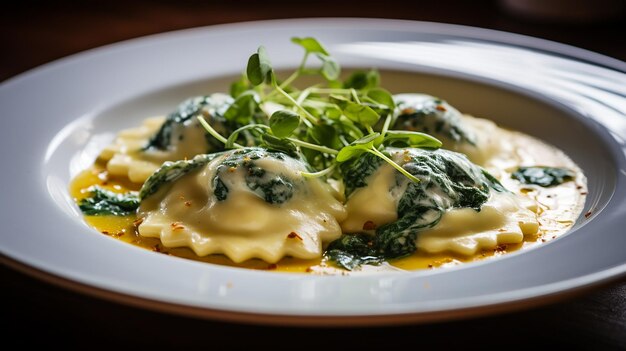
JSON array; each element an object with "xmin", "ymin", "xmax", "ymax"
[{"xmin": 2, "ymin": 1, "xmax": 625, "ymax": 348}]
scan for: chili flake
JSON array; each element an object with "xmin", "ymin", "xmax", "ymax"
[
  {"xmin": 362, "ymin": 221, "xmax": 377, "ymax": 230},
  {"xmin": 287, "ymin": 232, "xmax": 303, "ymax": 240}
]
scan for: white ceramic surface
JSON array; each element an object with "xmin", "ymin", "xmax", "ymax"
[{"xmin": 1, "ymin": 18, "xmax": 625, "ymax": 325}]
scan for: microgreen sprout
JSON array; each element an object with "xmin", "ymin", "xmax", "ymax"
[{"xmin": 200, "ymin": 37, "xmax": 442, "ymax": 182}]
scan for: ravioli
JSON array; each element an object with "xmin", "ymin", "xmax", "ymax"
[
  {"xmin": 394, "ymin": 94, "xmax": 507, "ymax": 167},
  {"xmin": 339, "ymin": 147, "xmax": 539, "ymax": 258},
  {"xmin": 99, "ymin": 94, "xmax": 234, "ymax": 183},
  {"xmin": 137, "ymin": 148, "xmax": 347, "ymax": 263}
]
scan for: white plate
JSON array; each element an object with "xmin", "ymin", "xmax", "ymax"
[{"xmin": 1, "ymin": 18, "xmax": 625, "ymax": 326}]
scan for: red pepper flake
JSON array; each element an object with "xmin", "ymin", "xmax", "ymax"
[
  {"xmin": 435, "ymin": 105, "xmax": 447, "ymax": 112},
  {"xmin": 100, "ymin": 181, "xmax": 108, "ymax": 186},
  {"xmin": 305, "ymin": 267, "xmax": 313, "ymax": 273},
  {"xmin": 494, "ymin": 244, "xmax": 507, "ymax": 252},
  {"xmin": 362, "ymin": 221, "xmax": 377, "ymax": 230},
  {"xmin": 152, "ymin": 244, "xmax": 161, "ymax": 252},
  {"xmin": 228, "ymin": 166, "xmax": 237, "ymax": 173},
  {"xmin": 427, "ymin": 264, "xmax": 433, "ymax": 269},
  {"xmin": 184, "ymin": 201, "xmax": 192, "ymax": 207},
  {"xmin": 101, "ymin": 230, "xmax": 109, "ymax": 235},
  {"xmin": 171, "ymin": 222, "xmax": 185, "ymax": 231},
  {"xmin": 402, "ymin": 108, "xmax": 416, "ymax": 114},
  {"xmin": 267, "ymin": 264, "xmax": 277, "ymax": 270},
  {"xmin": 287, "ymin": 232, "xmax": 303, "ymax": 240},
  {"xmin": 585, "ymin": 211, "xmax": 592, "ymax": 218}
]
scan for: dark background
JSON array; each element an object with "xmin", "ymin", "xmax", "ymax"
[{"xmin": 2, "ymin": 0, "xmax": 625, "ymax": 349}]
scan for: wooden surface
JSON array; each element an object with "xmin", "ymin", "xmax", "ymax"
[{"xmin": 2, "ymin": 1, "xmax": 625, "ymax": 348}]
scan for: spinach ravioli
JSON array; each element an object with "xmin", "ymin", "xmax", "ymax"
[
  {"xmin": 394, "ymin": 94, "xmax": 507, "ymax": 168},
  {"xmin": 137, "ymin": 147, "xmax": 346, "ymax": 263},
  {"xmin": 335, "ymin": 147, "xmax": 539, "ymax": 269},
  {"xmin": 99, "ymin": 93, "xmax": 235, "ymax": 183}
]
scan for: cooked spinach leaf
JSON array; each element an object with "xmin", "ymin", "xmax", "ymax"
[
  {"xmin": 139, "ymin": 153, "xmax": 222, "ymax": 200},
  {"xmin": 144, "ymin": 94, "xmax": 234, "ymax": 152},
  {"xmin": 326, "ymin": 147, "xmax": 505, "ymax": 269},
  {"xmin": 79, "ymin": 186, "xmax": 139, "ymax": 216},
  {"xmin": 512, "ymin": 166, "xmax": 574, "ymax": 187},
  {"xmin": 393, "ymin": 94, "xmax": 476, "ymax": 146},
  {"xmin": 212, "ymin": 148, "xmax": 296, "ymax": 204},
  {"xmin": 324, "ymin": 234, "xmax": 383, "ymax": 270},
  {"xmin": 339, "ymin": 151, "xmax": 384, "ymax": 198}
]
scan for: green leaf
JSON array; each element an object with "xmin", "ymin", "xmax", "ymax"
[
  {"xmin": 383, "ymin": 130, "xmax": 442, "ymax": 149},
  {"xmin": 260, "ymin": 133, "xmax": 297, "ymax": 155},
  {"xmin": 308, "ymin": 124, "xmax": 342, "ymax": 149},
  {"xmin": 512, "ymin": 166, "xmax": 575, "ymax": 187},
  {"xmin": 343, "ymin": 69, "xmax": 380, "ymax": 90},
  {"xmin": 353, "ymin": 132, "xmax": 382, "ymax": 145},
  {"xmin": 79, "ymin": 187, "xmax": 139, "ymax": 216},
  {"xmin": 140, "ymin": 154, "xmax": 220, "ymax": 200},
  {"xmin": 336, "ymin": 144, "xmax": 368, "ymax": 163},
  {"xmin": 336, "ymin": 133, "xmax": 382, "ymax": 162},
  {"xmin": 324, "ymin": 104, "xmax": 343, "ymax": 119},
  {"xmin": 230, "ymin": 74, "xmax": 250, "ymax": 98},
  {"xmin": 329, "ymin": 94, "xmax": 350, "ymax": 109},
  {"xmin": 366, "ymin": 88, "xmax": 396, "ymax": 110},
  {"xmin": 318, "ymin": 54, "xmax": 340, "ymax": 81},
  {"xmin": 246, "ymin": 46, "xmax": 273, "ymax": 86},
  {"xmin": 338, "ymin": 116, "xmax": 364, "ymax": 140},
  {"xmin": 343, "ymin": 101, "xmax": 380, "ymax": 127},
  {"xmin": 269, "ymin": 110, "xmax": 300, "ymax": 138},
  {"xmin": 291, "ymin": 37, "xmax": 329, "ymax": 55},
  {"xmin": 223, "ymin": 91, "xmax": 259, "ymax": 123},
  {"xmin": 324, "ymin": 234, "xmax": 383, "ymax": 270}
]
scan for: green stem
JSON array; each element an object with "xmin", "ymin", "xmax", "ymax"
[
  {"xmin": 278, "ymin": 52, "xmax": 308, "ymax": 90},
  {"xmin": 367, "ymin": 147, "xmax": 419, "ymax": 183},
  {"xmin": 308, "ymin": 88, "xmax": 352, "ymax": 95},
  {"xmin": 350, "ymin": 88, "xmax": 361, "ymax": 104},
  {"xmin": 338, "ymin": 135, "xmax": 350, "ymax": 147},
  {"xmin": 287, "ymin": 138, "xmax": 338, "ymax": 155},
  {"xmin": 275, "ymin": 85, "xmax": 318, "ymax": 124},
  {"xmin": 380, "ymin": 113, "xmax": 392, "ymax": 137},
  {"xmin": 296, "ymin": 87, "xmax": 312, "ymax": 105},
  {"xmin": 197, "ymin": 116, "xmax": 243, "ymax": 148},
  {"xmin": 301, "ymin": 164, "xmax": 336, "ymax": 179}
]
